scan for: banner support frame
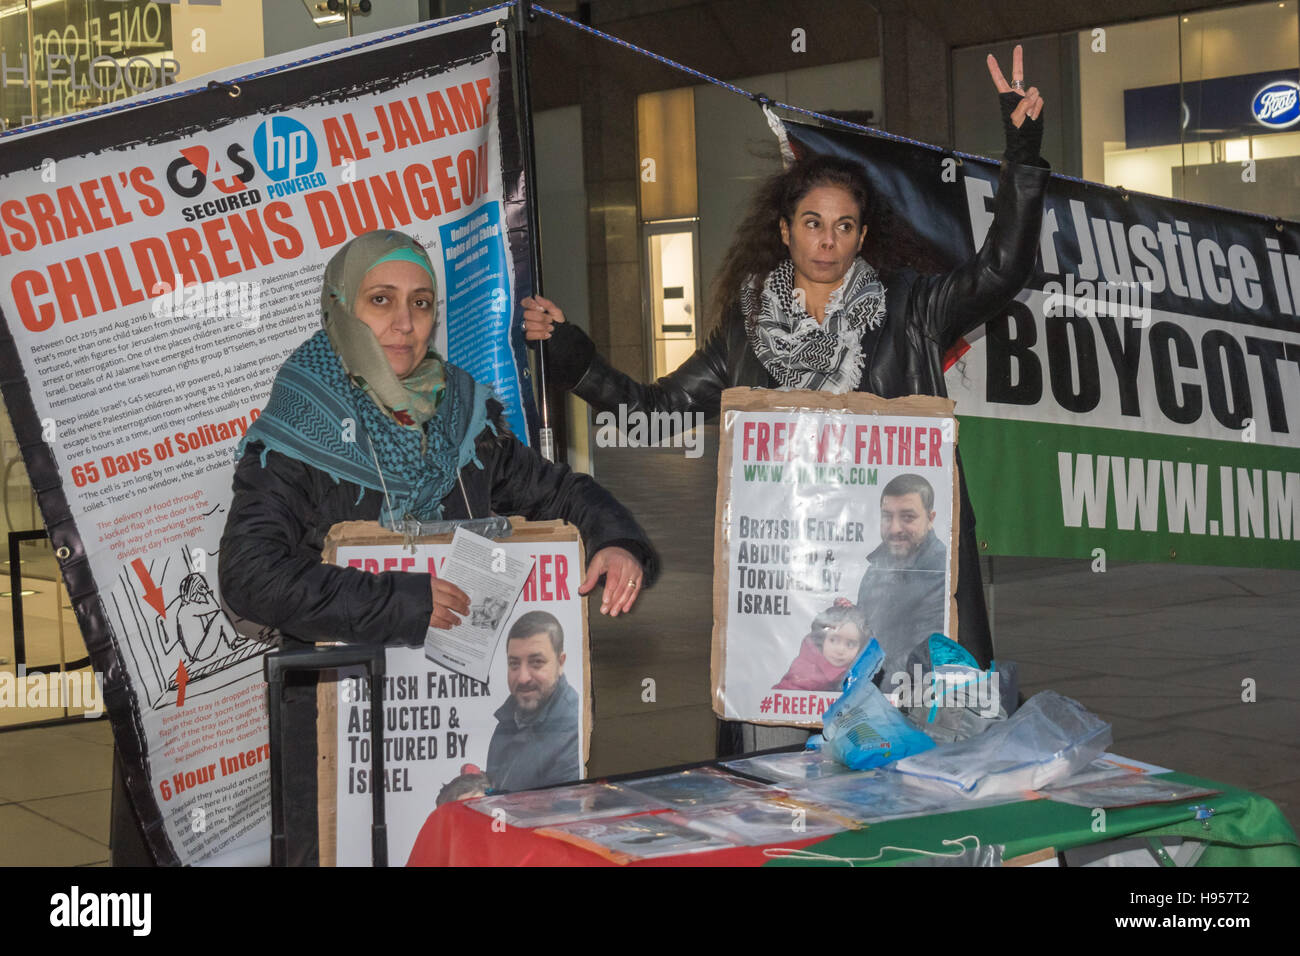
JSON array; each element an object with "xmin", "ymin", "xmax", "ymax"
[{"xmin": 511, "ymin": 0, "xmax": 556, "ymax": 461}]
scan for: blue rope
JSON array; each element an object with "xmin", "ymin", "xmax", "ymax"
[
  {"xmin": 0, "ymin": 1, "xmax": 517, "ymax": 140},
  {"xmin": 532, "ymin": 6, "xmax": 933, "ymax": 150},
  {"xmin": 6, "ymin": 0, "xmax": 1288, "ymax": 228},
  {"xmin": 532, "ymin": 4, "xmax": 1294, "ymax": 225},
  {"xmin": 530, "ymin": 6, "xmax": 1038, "ymax": 166}
]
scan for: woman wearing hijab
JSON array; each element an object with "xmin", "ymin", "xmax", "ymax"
[
  {"xmin": 220, "ymin": 229, "xmax": 657, "ymax": 641},
  {"xmin": 220, "ymin": 231, "xmax": 657, "ymax": 863},
  {"xmin": 521, "ymin": 49, "xmax": 1049, "ymax": 753}
]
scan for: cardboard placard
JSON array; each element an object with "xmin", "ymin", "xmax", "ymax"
[
  {"xmin": 317, "ymin": 517, "xmax": 589, "ymax": 866},
  {"xmin": 712, "ymin": 388, "xmax": 960, "ymax": 726}
]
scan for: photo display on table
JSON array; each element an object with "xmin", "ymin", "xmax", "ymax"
[
  {"xmin": 722, "ymin": 749, "xmax": 859, "ymax": 784},
  {"xmin": 789, "ymin": 770, "xmax": 1025, "ymax": 824},
  {"xmin": 534, "ymin": 814, "xmax": 741, "ymax": 863},
  {"xmin": 674, "ymin": 795, "xmax": 857, "ymax": 845},
  {"xmin": 466, "ymin": 782, "xmax": 660, "ymax": 829},
  {"xmin": 618, "ymin": 767, "xmax": 775, "ymax": 808},
  {"xmin": 712, "ymin": 388, "xmax": 960, "ymax": 727}
]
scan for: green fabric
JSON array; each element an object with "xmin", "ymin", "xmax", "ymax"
[
  {"xmin": 369, "ymin": 247, "xmax": 437, "ymax": 279},
  {"xmin": 322, "ymin": 230, "xmax": 443, "ymax": 429},
  {"xmin": 763, "ymin": 773, "xmax": 1300, "ymax": 867}
]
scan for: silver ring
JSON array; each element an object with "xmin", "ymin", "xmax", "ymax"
[
  {"xmin": 1012, "ymin": 80, "xmax": 1024, "ymax": 92},
  {"xmin": 627, "ymin": 580, "xmax": 639, "ymax": 588}
]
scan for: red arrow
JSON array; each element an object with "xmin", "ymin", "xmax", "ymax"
[
  {"xmin": 131, "ymin": 558, "xmax": 167, "ymax": 618},
  {"xmin": 176, "ymin": 659, "xmax": 189, "ymax": 708}
]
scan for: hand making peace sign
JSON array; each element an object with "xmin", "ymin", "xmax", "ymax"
[{"xmin": 986, "ymin": 44, "xmax": 1044, "ymax": 127}]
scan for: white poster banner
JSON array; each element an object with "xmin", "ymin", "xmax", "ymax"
[
  {"xmin": 0, "ymin": 7, "xmax": 533, "ymax": 865},
  {"xmin": 325, "ymin": 521, "xmax": 589, "ymax": 867},
  {"xmin": 712, "ymin": 389, "xmax": 959, "ymax": 726}
]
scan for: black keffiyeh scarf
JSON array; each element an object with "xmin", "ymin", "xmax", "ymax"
[{"xmin": 742, "ymin": 258, "xmax": 886, "ymax": 393}]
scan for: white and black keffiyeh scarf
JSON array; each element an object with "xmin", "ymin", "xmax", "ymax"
[{"xmin": 742, "ymin": 258, "xmax": 886, "ymax": 393}]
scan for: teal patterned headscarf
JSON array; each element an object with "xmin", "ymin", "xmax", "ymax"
[
  {"xmin": 323, "ymin": 231, "xmax": 444, "ymax": 428},
  {"xmin": 240, "ymin": 231, "xmax": 496, "ymax": 523}
]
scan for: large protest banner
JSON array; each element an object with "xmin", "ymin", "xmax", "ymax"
[
  {"xmin": 712, "ymin": 389, "xmax": 959, "ymax": 726},
  {"xmin": 319, "ymin": 519, "xmax": 588, "ymax": 867},
  {"xmin": 785, "ymin": 121, "xmax": 1300, "ymax": 571},
  {"xmin": 0, "ymin": 6, "xmax": 537, "ymax": 865}
]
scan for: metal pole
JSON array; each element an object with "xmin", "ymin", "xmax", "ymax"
[
  {"xmin": 25, "ymin": 0, "xmax": 38, "ymax": 123},
  {"xmin": 9, "ymin": 531, "xmax": 24, "ymax": 666},
  {"xmin": 265, "ymin": 670, "xmax": 286, "ymax": 866},
  {"xmin": 511, "ymin": 0, "xmax": 554, "ymax": 461},
  {"xmin": 368, "ymin": 659, "xmax": 387, "ymax": 867}
]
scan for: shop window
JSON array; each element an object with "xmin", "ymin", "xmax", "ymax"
[
  {"xmin": 644, "ymin": 222, "xmax": 700, "ymax": 380},
  {"xmin": 0, "ymin": 0, "xmax": 175, "ymax": 130},
  {"xmin": 1078, "ymin": 1, "xmax": 1298, "ymax": 218},
  {"xmin": 1173, "ymin": 1, "xmax": 1300, "ymax": 217},
  {"xmin": 637, "ymin": 87, "xmax": 702, "ymax": 377},
  {"xmin": 954, "ymin": 2, "xmax": 1299, "ymax": 220}
]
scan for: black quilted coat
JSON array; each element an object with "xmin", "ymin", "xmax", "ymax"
[{"xmin": 219, "ymin": 398, "xmax": 659, "ymax": 646}]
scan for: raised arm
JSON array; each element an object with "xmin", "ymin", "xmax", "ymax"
[
  {"xmin": 910, "ymin": 44, "xmax": 1050, "ymax": 350},
  {"xmin": 911, "ymin": 159, "xmax": 1050, "ymax": 350}
]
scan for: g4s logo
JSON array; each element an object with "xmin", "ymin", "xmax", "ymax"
[{"xmin": 166, "ymin": 144, "xmax": 256, "ymax": 198}]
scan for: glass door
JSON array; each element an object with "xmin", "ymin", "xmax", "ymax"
[{"xmin": 644, "ymin": 220, "xmax": 701, "ymax": 379}]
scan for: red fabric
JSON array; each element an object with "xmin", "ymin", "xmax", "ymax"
[
  {"xmin": 942, "ymin": 337, "xmax": 971, "ymax": 372},
  {"xmin": 406, "ymin": 801, "xmax": 826, "ymax": 867},
  {"xmin": 773, "ymin": 635, "xmax": 848, "ymax": 692}
]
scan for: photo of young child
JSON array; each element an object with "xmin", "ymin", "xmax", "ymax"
[{"xmin": 773, "ymin": 598, "xmax": 869, "ymax": 692}]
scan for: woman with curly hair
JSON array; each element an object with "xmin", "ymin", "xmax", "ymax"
[{"xmin": 524, "ymin": 48, "xmax": 1049, "ymax": 752}]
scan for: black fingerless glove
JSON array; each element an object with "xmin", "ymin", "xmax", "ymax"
[
  {"xmin": 999, "ymin": 91, "xmax": 1045, "ymax": 166},
  {"xmin": 537, "ymin": 319, "xmax": 597, "ymax": 393}
]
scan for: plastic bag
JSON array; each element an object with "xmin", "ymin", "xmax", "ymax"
[
  {"xmin": 791, "ymin": 768, "xmax": 1024, "ymax": 823},
  {"xmin": 892, "ymin": 691, "xmax": 1112, "ymax": 798},
  {"xmin": 722, "ymin": 749, "xmax": 856, "ymax": 784},
  {"xmin": 879, "ymin": 635, "xmax": 1015, "ymax": 743},
  {"xmin": 817, "ymin": 639, "xmax": 935, "ymax": 771}
]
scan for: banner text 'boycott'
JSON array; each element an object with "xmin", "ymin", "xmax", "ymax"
[{"xmin": 968, "ymin": 180, "xmax": 1300, "ymax": 442}]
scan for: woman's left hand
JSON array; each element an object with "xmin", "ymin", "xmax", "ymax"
[
  {"xmin": 521, "ymin": 295, "xmax": 567, "ymax": 341},
  {"xmin": 579, "ymin": 546, "xmax": 645, "ymax": 617},
  {"xmin": 986, "ymin": 44, "xmax": 1044, "ymax": 127}
]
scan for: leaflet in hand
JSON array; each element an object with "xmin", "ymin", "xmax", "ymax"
[{"xmin": 424, "ymin": 526, "xmax": 534, "ymax": 683}]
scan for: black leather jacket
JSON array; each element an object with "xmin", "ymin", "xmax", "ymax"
[
  {"xmin": 219, "ymin": 399, "xmax": 659, "ymax": 646},
  {"xmin": 545, "ymin": 159, "xmax": 1050, "ymax": 666}
]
